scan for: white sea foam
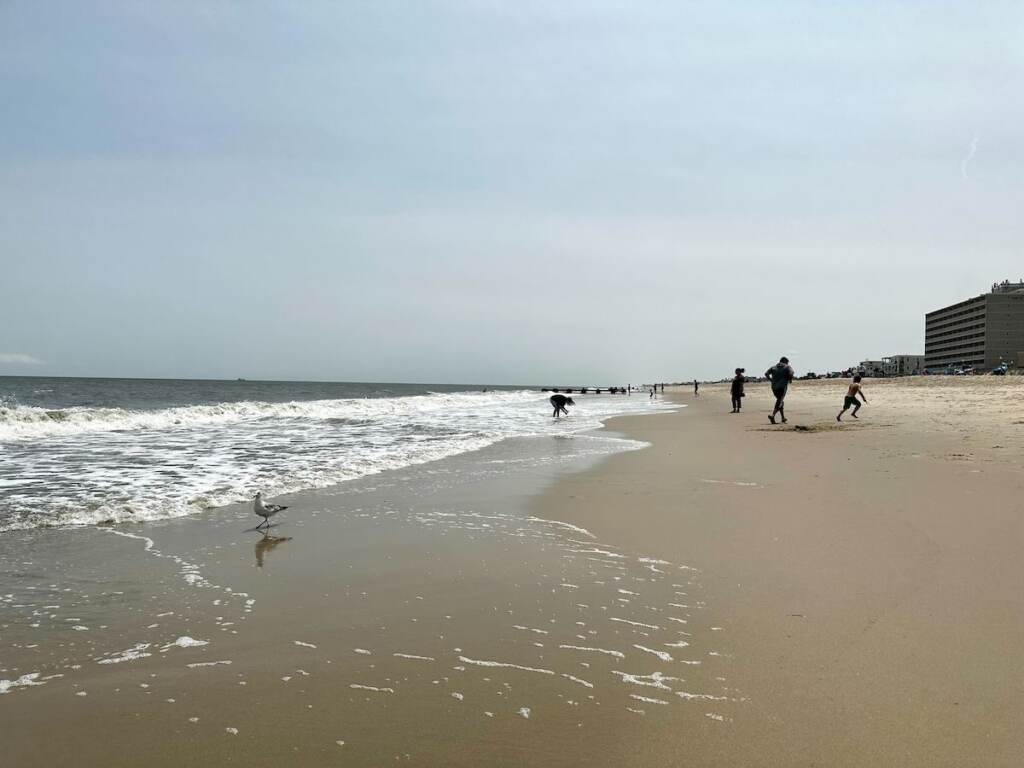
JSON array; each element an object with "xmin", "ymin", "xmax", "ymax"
[
  {"xmin": 350, "ymin": 684, "xmax": 394, "ymax": 693},
  {"xmin": 1, "ymin": 389, "xmax": 679, "ymax": 531},
  {"xmin": 610, "ymin": 618, "xmax": 660, "ymax": 630},
  {"xmin": 611, "ymin": 671, "xmax": 678, "ymax": 691},
  {"xmin": 107, "ymin": 530, "xmax": 155, "ymax": 551},
  {"xmin": 458, "ymin": 656, "xmax": 554, "ymax": 676},
  {"xmin": 633, "ymin": 645, "xmax": 673, "ymax": 662},
  {"xmin": 630, "ymin": 694, "xmax": 669, "ymax": 705},
  {"xmin": 527, "ymin": 517, "xmax": 596, "ymax": 539},
  {"xmin": 512, "ymin": 625, "xmax": 549, "ymax": 635},
  {"xmin": 164, "ymin": 636, "xmax": 208, "ymax": 650},
  {"xmin": 561, "ymin": 674, "xmax": 594, "ymax": 688},
  {"xmin": 0, "ymin": 672, "xmax": 45, "ymax": 694},
  {"xmin": 97, "ymin": 643, "xmax": 152, "ymax": 665},
  {"xmin": 699, "ymin": 478, "xmax": 759, "ymax": 487},
  {"xmin": 558, "ymin": 644, "xmax": 625, "ymax": 659},
  {"xmin": 677, "ymin": 691, "xmax": 729, "ymax": 701}
]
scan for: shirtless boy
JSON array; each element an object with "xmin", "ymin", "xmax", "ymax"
[{"xmin": 837, "ymin": 375, "xmax": 867, "ymax": 421}]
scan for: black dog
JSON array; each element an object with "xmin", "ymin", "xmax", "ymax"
[{"xmin": 550, "ymin": 394, "xmax": 575, "ymax": 418}]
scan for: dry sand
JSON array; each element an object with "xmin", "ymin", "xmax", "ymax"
[{"xmin": 534, "ymin": 376, "xmax": 1024, "ymax": 766}]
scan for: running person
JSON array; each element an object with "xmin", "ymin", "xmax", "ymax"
[
  {"xmin": 765, "ymin": 356, "xmax": 795, "ymax": 424},
  {"xmin": 837, "ymin": 375, "xmax": 867, "ymax": 421}
]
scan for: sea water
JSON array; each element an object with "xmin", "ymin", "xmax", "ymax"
[{"xmin": 0, "ymin": 377, "xmax": 674, "ymax": 531}]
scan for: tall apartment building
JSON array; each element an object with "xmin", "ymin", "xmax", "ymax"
[{"xmin": 925, "ymin": 280, "xmax": 1024, "ymax": 371}]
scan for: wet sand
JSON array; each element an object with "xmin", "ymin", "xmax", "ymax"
[
  {"xmin": 1, "ymin": 430, "xmax": 736, "ymax": 766},
  {"xmin": 534, "ymin": 377, "xmax": 1024, "ymax": 766}
]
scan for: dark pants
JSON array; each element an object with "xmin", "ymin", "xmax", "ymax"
[
  {"xmin": 731, "ymin": 395, "xmax": 742, "ymax": 410},
  {"xmin": 772, "ymin": 386, "xmax": 787, "ymax": 411}
]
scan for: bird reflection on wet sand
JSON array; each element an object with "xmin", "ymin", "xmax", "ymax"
[{"xmin": 255, "ymin": 533, "xmax": 293, "ymax": 568}]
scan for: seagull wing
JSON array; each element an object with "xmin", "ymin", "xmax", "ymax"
[{"xmin": 266, "ymin": 504, "xmax": 288, "ymax": 513}]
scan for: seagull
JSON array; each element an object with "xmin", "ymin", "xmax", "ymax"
[{"xmin": 253, "ymin": 492, "xmax": 288, "ymax": 529}]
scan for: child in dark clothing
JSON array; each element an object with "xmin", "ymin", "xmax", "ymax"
[{"xmin": 730, "ymin": 368, "xmax": 745, "ymax": 413}]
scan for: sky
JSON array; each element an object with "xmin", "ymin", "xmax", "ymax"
[{"xmin": 1, "ymin": 1, "xmax": 1022, "ymax": 384}]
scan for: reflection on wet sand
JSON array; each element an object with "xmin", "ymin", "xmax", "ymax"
[{"xmin": 254, "ymin": 533, "xmax": 292, "ymax": 568}]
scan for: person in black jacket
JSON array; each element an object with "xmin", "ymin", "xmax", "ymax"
[
  {"xmin": 766, "ymin": 356, "xmax": 795, "ymax": 424},
  {"xmin": 730, "ymin": 368, "xmax": 745, "ymax": 413},
  {"xmin": 549, "ymin": 394, "xmax": 575, "ymax": 418}
]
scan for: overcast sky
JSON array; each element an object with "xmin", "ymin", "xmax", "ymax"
[{"xmin": 2, "ymin": 2, "xmax": 1021, "ymax": 384}]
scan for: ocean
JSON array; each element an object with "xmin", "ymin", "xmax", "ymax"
[{"xmin": 0, "ymin": 377, "xmax": 674, "ymax": 532}]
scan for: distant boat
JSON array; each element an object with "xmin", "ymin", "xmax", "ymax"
[{"xmin": 236, "ymin": 378, "xmax": 247, "ymax": 381}]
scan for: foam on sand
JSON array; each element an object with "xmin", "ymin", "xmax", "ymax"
[
  {"xmin": 558, "ymin": 644, "xmax": 625, "ymax": 659},
  {"xmin": 163, "ymin": 636, "xmax": 208, "ymax": 650},
  {"xmin": 512, "ymin": 625, "xmax": 549, "ymax": 635},
  {"xmin": 676, "ymin": 691, "xmax": 729, "ymax": 701},
  {"xmin": 610, "ymin": 618, "xmax": 660, "ymax": 630},
  {"xmin": 561, "ymin": 674, "xmax": 594, "ymax": 688},
  {"xmin": 630, "ymin": 693, "xmax": 669, "ymax": 705},
  {"xmin": 634, "ymin": 644, "xmax": 673, "ymax": 662},
  {"xmin": 458, "ymin": 656, "xmax": 554, "ymax": 676},
  {"xmin": 0, "ymin": 673, "xmax": 45, "ymax": 694},
  {"xmin": 97, "ymin": 643, "xmax": 152, "ymax": 665},
  {"xmin": 527, "ymin": 517, "xmax": 596, "ymax": 539},
  {"xmin": 612, "ymin": 670, "xmax": 678, "ymax": 691}
]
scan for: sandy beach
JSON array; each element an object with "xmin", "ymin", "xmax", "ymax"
[
  {"xmin": 2, "ymin": 377, "xmax": 1021, "ymax": 766},
  {"xmin": 535, "ymin": 376, "xmax": 1024, "ymax": 766}
]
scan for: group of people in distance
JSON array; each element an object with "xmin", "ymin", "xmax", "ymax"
[
  {"xmin": 730, "ymin": 356, "xmax": 867, "ymax": 423},
  {"xmin": 551, "ymin": 358, "xmax": 869, "ymax": 423}
]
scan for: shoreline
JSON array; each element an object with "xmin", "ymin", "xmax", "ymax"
[
  {"xmin": 531, "ymin": 378, "xmax": 1023, "ymax": 766},
  {"xmin": 3, "ymin": 378, "xmax": 1021, "ymax": 766}
]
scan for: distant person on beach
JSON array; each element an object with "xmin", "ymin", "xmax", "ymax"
[
  {"xmin": 549, "ymin": 393, "xmax": 574, "ymax": 418},
  {"xmin": 649, "ymin": 387, "xmax": 655, "ymax": 399},
  {"xmin": 694, "ymin": 380, "xmax": 699, "ymax": 396},
  {"xmin": 731, "ymin": 368, "xmax": 745, "ymax": 413},
  {"xmin": 766, "ymin": 356, "xmax": 795, "ymax": 424},
  {"xmin": 837, "ymin": 375, "xmax": 867, "ymax": 421}
]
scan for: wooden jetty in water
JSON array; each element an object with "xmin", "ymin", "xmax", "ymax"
[{"xmin": 540, "ymin": 386, "xmax": 632, "ymax": 394}]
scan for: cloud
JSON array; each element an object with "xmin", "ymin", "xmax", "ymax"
[
  {"xmin": 961, "ymin": 134, "xmax": 979, "ymax": 180},
  {"xmin": 0, "ymin": 353, "xmax": 44, "ymax": 365}
]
